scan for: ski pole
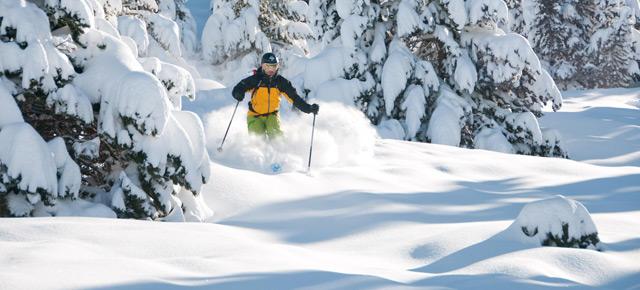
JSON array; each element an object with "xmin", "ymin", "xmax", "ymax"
[
  {"xmin": 218, "ymin": 100, "xmax": 240, "ymax": 152},
  {"xmin": 307, "ymin": 113, "xmax": 317, "ymax": 171}
]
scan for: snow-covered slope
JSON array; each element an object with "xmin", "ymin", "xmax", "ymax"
[
  {"xmin": 540, "ymin": 88, "xmax": 640, "ymax": 167},
  {"xmin": 1, "ymin": 88, "xmax": 639, "ymax": 290}
]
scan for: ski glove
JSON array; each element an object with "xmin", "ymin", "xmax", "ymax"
[
  {"xmin": 233, "ymin": 92, "xmax": 244, "ymax": 102},
  {"xmin": 310, "ymin": 103, "xmax": 319, "ymax": 115}
]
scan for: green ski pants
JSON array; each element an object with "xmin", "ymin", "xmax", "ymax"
[{"xmin": 247, "ymin": 113, "xmax": 282, "ymax": 139}]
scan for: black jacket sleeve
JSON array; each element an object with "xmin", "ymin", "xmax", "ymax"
[
  {"xmin": 232, "ymin": 75, "xmax": 258, "ymax": 101},
  {"xmin": 278, "ymin": 76, "xmax": 313, "ymax": 113}
]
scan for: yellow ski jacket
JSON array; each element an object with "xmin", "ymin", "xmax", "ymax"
[{"xmin": 232, "ymin": 68, "xmax": 314, "ymax": 117}]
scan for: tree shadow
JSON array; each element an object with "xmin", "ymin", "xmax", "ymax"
[
  {"xmin": 84, "ymin": 269, "xmax": 640, "ymax": 290},
  {"xmin": 411, "ymin": 263, "xmax": 640, "ymax": 290},
  {"xmin": 85, "ymin": 271, "xmax": 404, "ymax": 290},
  {"xmin": 410, "ymin": 226, "xmax": 640, "ymax": 288},
  {"xmin": 412, "ymin": 273, "xmax": 587, "ymax": 289},
  {"xmin": 220, "ymin": 178, "xmax": 526, "ymax": 244},
  {"xmin": 540, "ymin": 106, "xmax": 640, "ymax": 167},
  {"xmin": 603, "ymin": 237, "xmax": 640, "ymax": 252},
  {"xmin": 532, "ymin": 174, "xmax": 640, "ymax": 213},
  {"xmin": 220, "ymin": 174, "xmax": 640, "ymax": 245},
  {"xmin": 84, "ymin": 167, "xmax": 640, "ymax": 290},
  {"xmin": 410, "ymin": 231, "xmax": 640, "ymax": 289},
  {"xmin": 410, "ymin": 229, "xmax": 526, "ymax": 274}
]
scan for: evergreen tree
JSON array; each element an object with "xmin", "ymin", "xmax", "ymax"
[
  {"xmin": 158, "ymin": 0, "xmax": 199, "ymax": 54},
  {"xmin": 510, "ymin": 0, "xmax": 640, "ymax": 88},
  {"xmin": 528, "ymin": 0, "xmax": 581, "ymax": 88},
  {"xmin": 505, "ymin": 0, "xmax": 528, "ymax": 34},
  {"xmin": 307, "ymin": 0, "xmax": 380, "ymax": 118},
  {"xmin": 1, "ymin": 0, "xmax": 84, "ymax": 216},
  {"xmin": 308, "ymin": 0, "xmax": 566, "ymax": 157},
  {"xmin": 201, "ymin": 0, "xmax": 312, "ymax": 73},
  {"xmin": 0, "ymin": 0, "xmax": 210, "ymax": 220},
  {"xmin": 118, "ymin": 0, "xmax": 191, "ymax": 58},
  {"xmin": 308, "ymin": 0, "xmax": 341, "ymax": 47},
  {"xmin": 576, "ymin": 0, "xmax": 638, "ymax": 88}
]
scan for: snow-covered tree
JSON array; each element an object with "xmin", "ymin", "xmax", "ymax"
[
  {"xmin": 159, "ymin": 0, "xmax": 199, "ymax": 54},
  {"xmin": 509, "ymin": 0, "xmax": 640, "ymax": 88},
  {"xmin": 1, "ymin": 0, "xmax": 84, "ymax": 216},
  {"xmin": 307, "ymin": 0, "xmax": 379, "ymax": 115},
  {"xmin": 117, "ymin": 0, "xmax": 198, "ymax": 58},
  {"xmin": 575, "ymin": 0, "xmax": 639, "ymax": 88},
  {"xmin": 306, "ymin": 0, "xmax": 566, "ymax": 157},
  {"xmin": 525, "ymin": 0, "xmax": 581, "ymax": 88},
  {"xmin": 308, "ymin": 0, "xmax": 341, "ymax": 47},
  {"xmin": 505, "ymin": 0, "xmax": 528, "ymax": 34},
  {"xmin": 201, "ymin": 0, "xmax": 312, "ymax": 73},
  {"xmin": 0, "ymin": 0, "xmax": 210, "ymax": 220},
  {"xmin": 511, "ymin": 195, "xmax": 602, "ymax": 250}
]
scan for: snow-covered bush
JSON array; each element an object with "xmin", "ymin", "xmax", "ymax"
[
  {"xmin": 0, "ymin": 0, "xmax": 210, "ymax": 220},
  {"xmin": 117, "ymin": 0, "xmax": 197, "ymax": 58},
  {"xmin": 307, "ymin": 0, "xmax": 566, "ymax": 157},
  {"xmin": 509, "ymin": 0, "xmax": 640, "ymax": 88},
  {"xmin": 510, "ymin": 195, "xmax": 602, "ymax": 250},
  {"xmin": 201, "ymin": 0, "xmax": 311, "ymax": 71}
]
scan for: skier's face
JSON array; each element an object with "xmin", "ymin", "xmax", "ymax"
[{"xmin": 262, "ymin": 63, "xmax": 278, "ymax": 77}]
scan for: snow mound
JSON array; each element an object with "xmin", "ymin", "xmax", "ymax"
[
  {"xmin": 509, "ymin": 195, "xmax": 602, "ymax": 250},
  {"xmin": 100, "ymin": 71, "xmax": 170, "ymax": 137},
  {"xmin": 205, "ymin": 102, "xmax": 377, "ymax": 173},
  {"xmin": 0, "ymin": 123, "xmax": 58, "ymax": 203}
]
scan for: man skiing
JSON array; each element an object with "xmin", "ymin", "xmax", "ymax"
[{"xmin": 232, "ymin": 52, "xmax": 319, "ymax": 139}]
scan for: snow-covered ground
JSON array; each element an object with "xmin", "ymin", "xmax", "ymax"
[
  {"xmin": 540, "ymin": 88, "xmax": 640, "ymax": 167},
  {"xmin": 1, "ymin": 88, "xmax": 639, "ymax": 290}
]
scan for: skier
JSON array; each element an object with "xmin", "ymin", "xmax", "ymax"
[{"xmin": 232, "ymin": 52, "xmax": 319, "ymax": 139}]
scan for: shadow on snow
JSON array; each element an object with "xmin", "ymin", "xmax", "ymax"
[{"xmin": 219, "ymin": 174, "xmax": 640, "ymax": 244}]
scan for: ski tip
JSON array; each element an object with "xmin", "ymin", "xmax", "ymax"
[{"xmin": 270, "ymin": 163, "xmax": 282, "ymax": 173}]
